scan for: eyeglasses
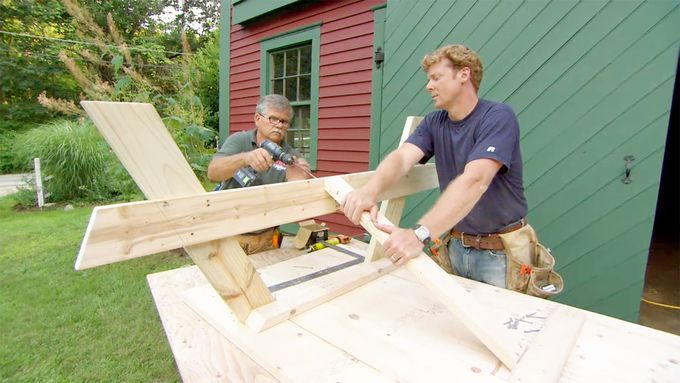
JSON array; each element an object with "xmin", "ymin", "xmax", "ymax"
[{"xmin": 259, "ymin": 113, "xmax": 291, "ymax": 127}]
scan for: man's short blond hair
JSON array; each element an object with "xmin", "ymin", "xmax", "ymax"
[{"xmin": 421, "ymin": 44, "xmax": 483, "ymax": 91}]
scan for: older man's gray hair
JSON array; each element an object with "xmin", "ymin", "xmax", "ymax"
[{"xmin": 256, "ymin": 94, "xmax": 293, "ymax": 116}]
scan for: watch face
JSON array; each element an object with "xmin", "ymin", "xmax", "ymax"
[{"xmin": 415, "ymin": 226, "xmax": 429, "ymax": 242}]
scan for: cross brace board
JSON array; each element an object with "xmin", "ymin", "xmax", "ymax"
[{"xmin": 75, "ymin": 164, "xmax": 438, "ymax": 270}]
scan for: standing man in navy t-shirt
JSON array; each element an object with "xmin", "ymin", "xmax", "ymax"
[{"xmin": 341, "ymin": 44, "xmax": 528, "ymax": 288}]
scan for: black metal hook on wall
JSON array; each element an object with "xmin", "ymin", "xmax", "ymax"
[{"xmin": 622, "ymin": 155, "xmax": 635, "ymax": 184}]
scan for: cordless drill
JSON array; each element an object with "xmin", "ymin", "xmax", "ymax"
[{"xmin": 233, "ymin": 140, "xmax": 294, "ymax": 187}]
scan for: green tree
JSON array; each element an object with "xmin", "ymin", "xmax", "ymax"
[
  {"xmin": 0, "ymin": 0, "xmax": 80, "ymax": 131},
  {"xmin": 192, "ymin": 29, "xmax": 219, "ymax": 132},
  {"xmin": 1, "ymin": 0, "xmax": 220, "ymax": 175}
]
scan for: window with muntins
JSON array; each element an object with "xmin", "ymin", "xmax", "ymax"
[
  {"xmin": 270, "ymin": 45, "xmax": 312, "ymax": 158},
  {"xmin": 260, "ymin": 23, "xmax": 320, "ymax": 169}
]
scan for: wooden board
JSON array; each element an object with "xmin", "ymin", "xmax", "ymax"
[
  {"xmin": 147, "ymin": 267, "xmax": 277, "ymax": 383},
  {"xmin": 149, "ymin": 264, "xmax": 680, "ymax": 382},
  {"xmin": 509, "ymin": 306, "xmax": 585, "ymax": 383},
  {"xmin": 81, "ymin": 100, "xmax": 273, "ymax": 321},
  {"xmin": 144, "ymin": 240, "xmax": 364, "ymax": 382},
  {"xmin": 246, "ymin": 247, "xmax": 397, "ymax": 332},
  {"xmin": 76, "ymin": 163, "xmax": 437, "ymax": 270},
  {"xmin": 325, "ymin": 176, "xmax": 524, "ymax": 369},
  {"xmin": 81, "ymin": 101, "xmax": 203, "ymax": 197}
]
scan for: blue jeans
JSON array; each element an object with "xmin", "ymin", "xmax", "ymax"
[{"xmin": 448, "ymin": 238, "xmax": 507, "ymax": 288}]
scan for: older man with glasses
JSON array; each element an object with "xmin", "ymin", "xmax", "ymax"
[{"xmin": 207, "ymin": 94, "xmax": 312, "ymax": 254}]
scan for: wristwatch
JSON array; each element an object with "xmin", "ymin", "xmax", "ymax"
[{"xmin": 413, "ymin": 224, "xmax": 431, "ymax": 245}]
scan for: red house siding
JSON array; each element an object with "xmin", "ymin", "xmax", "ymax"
[{"xmin": 229, "ymin": 0, "xmax": 384, "ymax": 235}]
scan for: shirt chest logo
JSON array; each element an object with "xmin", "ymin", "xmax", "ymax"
[{"xmin": 486, "ymin": 146, "xmax": 496, "ymax": 153}]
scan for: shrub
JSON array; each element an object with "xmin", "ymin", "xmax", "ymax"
[
  {"xmin": 13, "ymin": 119, "xmax": 139, "ymax": 204},
  {"xmin": 192, "ymin": 30, "xmax": 220, "ymax": 133},
  {"xmin": 0, "ymin": 130, "xmax": 18, "ymax": 173}
]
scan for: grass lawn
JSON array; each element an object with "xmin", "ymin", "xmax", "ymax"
[{"xmin": 0, "ymin": 196, "xmax": 192, "ymax": 381}]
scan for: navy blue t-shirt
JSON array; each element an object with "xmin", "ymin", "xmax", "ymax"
[{"xmin": 405, "ymin": 99, "xmax": 527, "ymax": 234}]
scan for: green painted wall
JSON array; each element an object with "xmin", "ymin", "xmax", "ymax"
[
  {"xmin": 218, "ymin": 0, "xmax": 231, "ymax": 145},
  {"xmin": 379, "ymin": 0, "xmax": 679, "ymax": 322}
]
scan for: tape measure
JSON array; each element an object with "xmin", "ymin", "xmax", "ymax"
[{"xmin": 307, "ymin": 237, "xmax": 340, "ymax": 252}]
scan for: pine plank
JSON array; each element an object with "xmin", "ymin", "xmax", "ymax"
[
  {"xmin": 146, "ymin": 268, "xmax": 278, "ymax": 383},
  {"xmin": 76, "ymin": 163, "xmax": 438, "ymax": 270},
  {"xmin": 247, "ymin": 253, "xmax": 397, "ymax": 332},
  {"xmin": 559, "ymin": 311, "xmax": 680, "ymax": 382},
  {"xmin": 157, "ymin": 261, "xmax": 680, "ymax": 382},
  {"xmin": 80, "ymin": 101, "xmax": 273, "ymax": 322},
  {"xmin": 324, "ymin": 176, "xmax": 522, "ymax": 369},
  {"xmin": 290, "ymin": 268, "xmax": 508, "ymax": 383},
  {"xmin": 183, "ymin": 283, "xmax": 391, "ymax": 383},
  {"xmin": 508, "ymin": 306, "xmax": 585, "ymax": 383}
]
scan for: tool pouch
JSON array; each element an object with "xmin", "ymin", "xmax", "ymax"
[
  {"xmin": 499, "ymin": 224, "xmax": 563, "ymax": 299},
  {"xmin": 429, "ymin": 233, "xmax": 454, "ymax": 274},
  {"xmin": 237, "ymin": 227, "xmax": 279, "ymax": 255}
]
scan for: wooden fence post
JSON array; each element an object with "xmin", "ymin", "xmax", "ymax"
[{"xmin": 33, "ymin": 158, "xmax": 45, "ymax": 208}]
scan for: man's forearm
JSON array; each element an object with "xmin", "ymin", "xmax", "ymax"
[{"xmin": 207, "ymin": 153, "xmax": 248, "ymax": 182}]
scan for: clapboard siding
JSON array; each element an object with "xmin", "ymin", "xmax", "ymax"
[
  {"xmin": 381, "ymin": 0, "xmax": 679, "ymax": 322},
  {"xmin": 318, "ymin": 93, "xmax": 372, "ymax": 106},
  {"xmin": 318, "ymin": 128, "xmax": 370, "ymax": 140},
  {"xmin": 228, "ymin": 0, "xmax": 383, "ymax": 234},
  {"xmin": 319, "ymin": 116, "xmax": 370, "ymax": 129}
]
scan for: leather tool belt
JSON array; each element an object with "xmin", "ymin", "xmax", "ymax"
[{"xmin": 450, "ymin": 218, "xmax": 527, "ymax": 251}]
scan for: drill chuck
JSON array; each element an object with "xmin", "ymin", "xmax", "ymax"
[
  {"xmin": 231, "ymin": 140, "xmax": 294, "ymax": 187},
  {"xmin": 260, "ymin": 139, "xmax": 294, "ymax": 165}
]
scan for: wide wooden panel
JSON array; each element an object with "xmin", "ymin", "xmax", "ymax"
[
  {"xmin": 146, "ymin": 269, "xmax": 278, "ymax": 383},
  {"xmin": 180, "ymin": 279, "xmax": 392, "ymax": 382},
  {"xmin": 324, "ymin": 176, "xmax": 524, "ymax": 369},
  {"xmin": 246, "ymin": 249, "xmax": 398, "ymax": 332},
  {"xmin": 168, "ymin": 263, "xmax": 680, "ymax": 382},
  {"xmin": 81, "ymin": 101, "xmax": 203, "ymax": 198}
]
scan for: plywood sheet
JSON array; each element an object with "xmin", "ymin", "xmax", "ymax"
[
  {"xmin": 157, "ymin": 264, "xmax": 680, "ymax": 382},
  {"xmin": 247, "ymin": 246, "xmax": 397, "ymax": 332},
  {"xmin": 147, "ymin": 266, "xmax": 277, "ymax": 383},
  {"xmin": 184, "ymin": 284, "xmax": 391, "ymax": 383},
  {"xmin": 324, "ymin": 176, "xmax": 528, "ymax": 369}
]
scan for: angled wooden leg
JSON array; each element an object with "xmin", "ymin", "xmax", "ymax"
[
  {"xmin": 325, "ymin": 176, "xmax": 520, "ymax": 369},
  {"xmin": 81, "ymin": 101, "xmax": 272, "ymax": 321},
  {"xmin": 187, "ymin": 239, "xmax": 273, "ymax": 322},
  {"xmin": 365, "ymin": 116, "xmax": 423, "ymax": 262}
]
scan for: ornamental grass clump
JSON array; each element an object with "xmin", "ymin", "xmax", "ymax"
[{"xmin": 13, "ymin": 119, "xmax": 131, "ymax": 203}]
